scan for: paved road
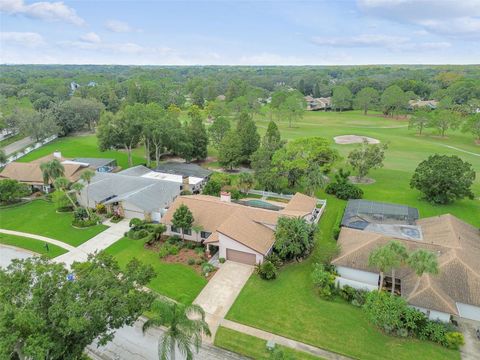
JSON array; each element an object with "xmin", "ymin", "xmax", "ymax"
[
  {"xmin": 54, "ymin": 219, "xmax": 130, "ymax": 267},
  {"xmin": 1, "ymin": 136, "xmax": 34, "ymax": 155},
  {"xmin": 87, "ymin": 318, "xmax": 246, "ymax": 360},
  {"xmin": 0, "ymin": 244, "xmax": 34, "ymax": 268}
]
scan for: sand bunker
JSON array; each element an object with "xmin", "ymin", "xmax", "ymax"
[{"xmin": 334, "ymin": 135, "xmax": 380, "ymax": 145}]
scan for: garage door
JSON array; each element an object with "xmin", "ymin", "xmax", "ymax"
[{"xmin": 226, "ymin": 249, "xmax": 256, "ymax": 265}]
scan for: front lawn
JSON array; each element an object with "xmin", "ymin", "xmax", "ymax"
[
  {"xmin": 225, "ymin": 194, "xmax": 460, "ymax": 360},
  {"xmin": 0, "ymin": 233, "xmax": 68, "ymax": 258},
  {"xmin": 214, "ymin": 327, "xmax": 322, "ymax": 360},
  {"xmin": 104, "ymin": 237, "xmax": 207, "ymax": 304},
  {"xmin": 0, "ymin": 200, "xmax": 108, "ymax": 246},
  {"xmin": 18, "ymin": 135, "xmax": 145, "ymax": 169}
]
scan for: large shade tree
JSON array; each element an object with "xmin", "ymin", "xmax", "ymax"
[
  {"xmin": 0, "ymin": 253, "xmax": 155, "ymax": 360},
  {"xmin": 354, "ymin": 87, "xmax": 379, "ymax": 115},
  {"xmin": 143, "ymin": 300, "xmax": 210, "ymax": 360},
  {"xmin": 347, "ymin": 139, "xmax": 388, "ymax": 181},
  {"xmin": 410, "ymin": 154, "xmax": 475, "ymax": 204}
]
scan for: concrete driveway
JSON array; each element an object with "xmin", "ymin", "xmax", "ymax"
[
  {"xmin": 193, "ymin": 261, "xmax": 254, "ymax": 341},
  {"xmin": 459, "ymin": 318, "xmax": 480, "ymax": 360}
]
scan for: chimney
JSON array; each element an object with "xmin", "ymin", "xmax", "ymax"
[
  {"xmin": 53, "ymin": 151, "xmax": 62, "ymax": 159},
  {"xmin": 220, "ymin": 191, "xmax": 231, "ymax": 202},
  {"xmin": 182, "ymin": 175, "xmax": 190, "ymax": 193}
]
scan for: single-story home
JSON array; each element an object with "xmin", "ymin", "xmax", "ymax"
[
  {"xmin": 332, "ymin": 201, "xmax": 480, "ymax": 323},
  {"xmin": 408, "ymin": 99, "xmax": 438, "ymax": 110},
  {"xmin": 120, "ymin": 163, "xmax": 212, "ymax": 193},
  {"xmin": 161, "ymin": 192, "xmax": 322, "ymax": 265},
  {"xmin": 77, "ymin": 172, "xmax": 180, "ymax": 221},
  {"xmin": 0, "ymin": 152, "xmax": 117, "ymax": 192},
  {"xmin": 305, "ymin": 96, "xmax": 332, "ymax": 111}
]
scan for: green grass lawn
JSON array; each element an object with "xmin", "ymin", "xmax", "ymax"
[
  {"xmin": 225, "ymin": 193, "xmax": 460, "ymax": 360},
  {"xmin": 0, "ymin": 200, "xmax": 108, "ymax": 246},
  {"xmin": 214, "ymin": 327, "xmax": 323, "ymax": 360},
  {"xmin": 254, "ymin": 110, "xmax": 480, "ymax": 227},
  {"xmin": 18, "ymin": 135, "xmax": 145, "ymax": 169},
  {"xmin": 104, "ymin": 237, "xmax": 207, "ymax": 304},
  {"xmin": 0, "ymin": 233, "xmax": 68, "ymax": 258}
]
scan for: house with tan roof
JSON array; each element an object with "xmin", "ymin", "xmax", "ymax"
[
  {"xmin": 332, "ymin": 200, "xmax": 480, "ymax": 323},
  {"xmin": 0, "ymin": 151, "xmax": 117, "ymax": 192},
  {"xmin": 161, "ymin": 192, "xmax": 323, "ymax": 265}
]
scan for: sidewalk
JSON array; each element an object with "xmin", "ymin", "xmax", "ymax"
[
  {"xmin": 221, "ymin": 319, "xmax": 353, "ymax": 360},
  {"xmin": 0, "ymin": 229, "xmax": 76, "ymax": 251},
  {"xmin": 54, "ymin": 219, "xmax": 130, "ymax": 267}
]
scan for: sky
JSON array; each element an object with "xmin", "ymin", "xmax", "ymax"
[{"xmin": 0, "ymin": 0, "xmax": 479, "ymax": 65}]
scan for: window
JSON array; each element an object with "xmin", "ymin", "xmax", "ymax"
[
  {"xmin": 184, "ymin": 228, "xmax": 192, "ymax": 235},
  {"xmin": 171, "ymin": 226, "xmax": 179, "ymax": 233},
  {"xmin": 200, "ymin": 231, "xmax": 212, "ymax": 239}
]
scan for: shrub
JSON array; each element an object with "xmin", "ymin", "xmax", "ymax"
[
  {"xmin": 201, "ymin": 262, "xmax": 215, "ymax": 276},
  {"xmin": 96, "ymin": 203, "xmax": 106, "ymax": 214},
  {"xmin": 230, "ymin": 188, "xmax": 241, "ymax": 200},
  {"xmin": 72, "ymin": 213, "xmax": 100, "ymax": 228},
  {"xmin": 264, "ymin": 253, "xmax": 283, "ymax": 268},
  {"xmin": 187, "ymin": 258, "xmax": 195, "ymax": 266},
  {"xmin": 418, "ymin": 321, "xmax": 448, "ymax": 345},
  {"xmin": 202, "ymin": 179, "xmax": 222, "ymax": 196},
  {"xmin": 326, "ymin": 182, "xmax": 363, "ymax": 200},
  {"xmin": 0, "ymin": 179, "xmax": 30, "ymax": 205},
  {"xmin": 274, "ymin": 217, "xmax": 314, "ymax": 261},
  {"xmin": 256, "ymin": 260, "xmax": 278, "ymax": 280},
  {"xmin": 194, "ymin": 246, "xmax": 205, "ymax": 255},
  {"xmin": 73, "ymin": 207, "xmax": 89, "ymax": 221},
  {"xmin": 218, "ymin": 257, "xmax": 226, "ymax": 264},
  {"xmin": 311, "ymin": 263, "xmax": 337, "ymax": 299},
  {"xmin": 158, "ymin": 244, "xmax": 179, "ymax": 259},
  {"xmin": 180, "ymin": 190, "xmax": 192, "ymax": 195},
  {"xmin": 185, "ymin": 241, "xmax": 196, "ymax": 249},
  {"xmin": 127, "ymin": 229, "xmax": 150, "ymax": 240},
  {"xmin": 445, "ymin": 332, "xmax": 464, "ymax": 350},
  {"xmin": 129, "ymin": 218, "xmax": 144, "ymax": 229},
  {"xmin": 167, "ymin": 235, "xmax": 182, "ymax": 245},
  {"xmin": 195, "ymin": 258, "xmax": 203, "ymax": 265},
  {"xmin": 363, "ymin": 291, "xmax": 425, "ymax": 336}
]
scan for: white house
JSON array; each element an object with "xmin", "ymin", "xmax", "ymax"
[{"xmin": 332, "ymin": 209, "xmax": 480, "ymax": 323}]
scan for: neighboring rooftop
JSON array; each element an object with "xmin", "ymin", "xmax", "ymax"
[
  {"xmin": 341, "ymin": 199, "xmax": 419, "ymax": 230},
  {"xmin": 72, "ymin": 157, "xmax": 116, "ymax": 170},
  {"xmin": 79, "ymin": 172, "xmax": 180, "ymax": 212},
  {"xmin": 0, "ymin": 161, "xmax": 86, "ymax": 185},
  {"xmin": 333, "ymin": 214, "xmax": 480, "ymax": 316},
  {"xmin": 155, "ymin": 162, "xmax": 212, "ymax": 179}
]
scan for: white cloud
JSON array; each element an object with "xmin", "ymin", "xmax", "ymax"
[
  {"xmin": 0, "ymin": 31, "xmax": 45, "ymax": 47},
  {"xmin": 311, "ymin": 34, "xmax": 409, "ymax": 47},
  {"xmin": 80, "ymin": 32, "xmax": 101, "ymax": 44},
  {"xmin": 105, "ymin": 19, "xmax": 138, "ymax": 33},
  {"xmin": 358, "ymin": 0, "xmax": 480, "ymax": 36},
  {"xmin": 0, "ymin": 0, "xmax": 85, "ymax": 26}
]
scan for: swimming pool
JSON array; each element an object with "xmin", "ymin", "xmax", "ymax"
[{"xmin": 237, "ymin": 199, "xmax": 283, "ymax": 211}]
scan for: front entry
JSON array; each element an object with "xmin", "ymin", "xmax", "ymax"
[{"xmin": 226, "ymin": 249, "xmax": 256, "ymax": 265}]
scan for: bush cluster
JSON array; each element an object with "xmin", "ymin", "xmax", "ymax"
[
  {"xmin": 158, "ymin": 243, "xmax": 179, "ymax": 258},
  {"xmin": 363, "ymin": 291, "xmax": 464, "ymax": 348},
  {"xmin": 338, "ymin": 285, "xmax": 367, "ymax": 307},
  {"xmin": 311, "ymin": 263, "xmax": 337, "ymax": 299},
  {"xmin": 325, "ymin": 182, "xmax": 363, "ymax": 200},
  {"xmin": 256, "ymin": 260, "xmax": 278, "ymax": 280}
]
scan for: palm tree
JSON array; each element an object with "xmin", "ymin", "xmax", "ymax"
[
  {"xmin": 384, "ymin": 241, "xmax": 408, "ymax": 296},
  {"xmin": 53, "ymin": 177, "xmax": 77, "ymax": 209},
  {"xmin": 368, "ymin": 244, "xmax": 396, "ymax": 292},
  {"xmin": 143, "ymin": 300, "xmax": 211, "ymax": 360},
  {"xmin": 80, "ymin": 169, "xmax": 95, "ymax": 214},
  {"xmin": 40, "ymin": 159, "xmax": 65, "ymax": 191},
  {"xmin": 407, "ymin": 249, "xmax": 439, "ymax": 297}
]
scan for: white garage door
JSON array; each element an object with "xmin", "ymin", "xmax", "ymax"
[
  {"xmin": 457, "ymin": 303, "xmax": 480, "ymax": 322},
  {"xmin": 123, "ymin": 208, "xmax": 145, "ymax": 220},
  {"xmin": 226, "ymin": 249, "xmax": 256, "ymax": 265}
]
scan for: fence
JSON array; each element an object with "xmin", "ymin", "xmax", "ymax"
[{"xmin": 0, "ymin": 135, "xmax": 58, "ymax": 167}]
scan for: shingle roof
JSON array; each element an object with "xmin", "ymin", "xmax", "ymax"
[
  {"xmin": 81, "ymin": 172, "xmax": 180, "ymax": 212},
  {"xmin": 154, "ymin": 162, "xmax": 212, "ymax": 178},
  {"xmin": 118, "ymin": 165, "xmax": 152, "ymax": 177},
  {"xmin": 162, "ymin": 192, "xmax": 318, "ymax": 255},
  {"xmin": 72, "ymin": 157, "xmax": 116, "ymax": 169},
  {"xmin": 0, "ymin": 162, "xmax": 86, "ymax": 185},
  {"xmin": 333, "ymin": 214, "xmax": 480, "ymax": 315}
]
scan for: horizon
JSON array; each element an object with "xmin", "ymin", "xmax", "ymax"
[{"xmin": 1, "ymin": 0, "xmax": 480, "ymax": 66}]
